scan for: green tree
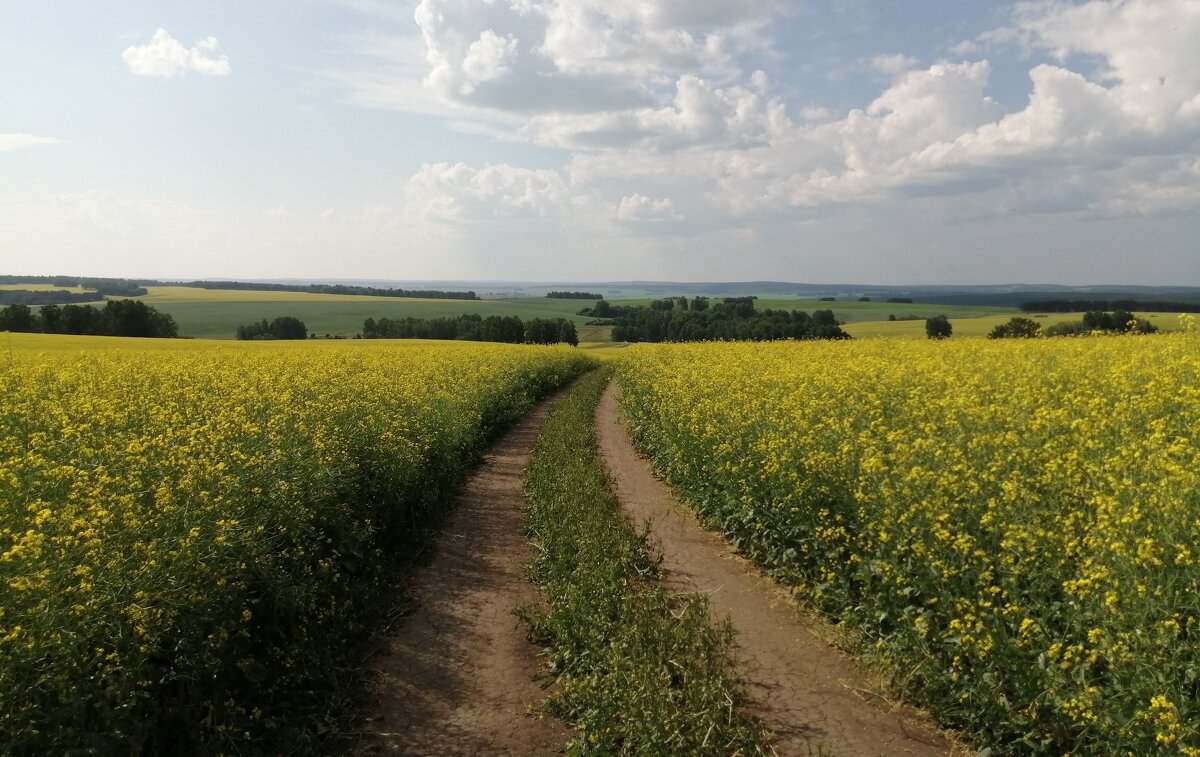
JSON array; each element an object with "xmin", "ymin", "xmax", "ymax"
[
  {"xmin": 925, "ymin": 315, "xmax": 952, "ymax": 339},
  {"xmin": 269, "ymin": 316, "xmax": 307, "ymax": 340},
  {"xmin": 988, "ymin": 317, "xmax": 1042, "ymax": 339},
  {"xmin": 556, "ymin": 319, "xmax": 579, "ymax": 346},
  {"xmin": 0, "ymin": 304, "xmax": 36, "ymax": 332}
]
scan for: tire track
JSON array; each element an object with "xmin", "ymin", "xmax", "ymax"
[
  {"xmin": 354, "ymin": 391, "xmax": 570, "ymax": 756},
  {"xmin": 596, "ymin": 380, "xmax": 957, "ymax": 757}
]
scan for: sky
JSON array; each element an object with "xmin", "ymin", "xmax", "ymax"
[{"xmin": 1, "ymin": 0, "xmax": 1198, "ymax": 285}]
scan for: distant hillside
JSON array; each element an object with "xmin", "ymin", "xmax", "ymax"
[{"xmin": 5, "ymin": 275, "xmax": 1199, "ymax": 308}]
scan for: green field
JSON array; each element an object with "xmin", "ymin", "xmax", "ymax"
[
  {"xmin": 118, "ymin": 287, "xmax": 602, "ymax": 339},
  {"xmin": 126, "ymin": 289, "xmax": 1016, "ymax": 340},
  {"xmin": 17, "ymin": 285, "xmax": 1187, "ymax": 343}
]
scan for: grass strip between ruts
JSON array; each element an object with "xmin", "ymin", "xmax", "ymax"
[{"xmin": 520, "ymin": 368, "xmax": 770, "ymax": 754}]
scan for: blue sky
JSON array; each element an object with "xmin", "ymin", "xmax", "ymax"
[{"xmin": 2, "ymin": 0, "xmax": 1198, "ymax": 284}]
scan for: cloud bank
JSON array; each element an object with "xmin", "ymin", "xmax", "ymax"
[{"xmin": 329, "ymin": 0, "xmax": 1200, "ymax": 232}]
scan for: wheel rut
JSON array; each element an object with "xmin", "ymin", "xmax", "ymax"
[
  {"xmin": 595, "ymin": 380, "xmax": 958, "ymax": 757},
  {"xmin": 354, "ymin": 391, "xmax": 570, "ymax": 756}
]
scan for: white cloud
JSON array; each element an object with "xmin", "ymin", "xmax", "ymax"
[
  {"xmin": 524, "ymin": 75, "xmax": 791, "ymax": 150},
  {"xmin": 0, "ymin": 133, "xmax": 59, "ymax": 151},
  {"xmin": 331, "ymin": 0, "xmax": 1200, "ymax": 231},
  {"xmin": 335, "ymin": 0, "xmax": 788, "ymax": 121},
  {"xmin": 404, "ymin": 162, "xmax": 575, "ymax": 221},
  {"xmin": 709, "ymin": 0, "xmax": 1200, "ymax": 217},
  {"xmin": 534, "ymin": 0, "xmax": 755, "ymax": 80},
  {"xmin": 615, "ymin": 193, "xmax": 681, "ymax": 222},
  {"xmin": 122, "ymin": 29, "xmax": 232, "ymax": 77},
  {"xmin": 460, "ymin": 30, "xmax": 518, "ymax": 93}
]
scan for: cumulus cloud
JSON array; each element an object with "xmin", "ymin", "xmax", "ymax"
[
  {"xmin": 459, "ymin": 30, "xmax": 518, "ymax": 93},
  {"xmin": 336, "ymin": 0, "xmax": 787, "ymax": 119},
  {"xmin": 534, "ymin": 0, "xmax": 754, "ymax": 80},
  {"xmin": 615, "ymin": 193, "xmax": 682, "ymax": 222},
  {"xmin": 0, "ymin": 133, "xmax": 59, "ymax": 151},
  {"xmin": 122, "ymin": 29, "xmax": 232, "ymax": 77},
  {"xmin": 524, "ymin": 74, "xmax": 791, "ymax": 150},
  {"xmin": 404, "ymin": 162, "xmax": 575, "ymax": 221},
  {"xmin": 708, "ymin": 0, "xmax": 1200, "ymax": 217},
  {"xmin": 337, "ymin": 0, "xmax": 1200, "ymax": 227}
]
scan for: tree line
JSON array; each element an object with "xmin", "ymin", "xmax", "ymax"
[
  {"xmin": 0, "ymin": 290, "xmax": 103, "ymax": 306},
  {"xmin": 0, "ymin": 275, "xmax": 477, "ymax": 301},
  {"xmin": 0, "ymin": 301, "xmax": 179, "ymax": 338},
  {"xmin": 1020, "ymin": 299, "xmax": 1200, "ymax": 313},
  {"xmin": 545, "ymin": 291, "xmax": 602, "ymax": 299},
  {"xmin": 362, "ymin": 314, "xmax": 578, "ymax": 345},
  {"xmin": 185, "ymin": 281, "xmax": 480, "ymax": 300},
  {"xmin": 580, "ymin": 297, "xmax": 850, "ymax": 342},
  {"xmin": 988, "ymin": 311, "xmax": 1158, "ymax": 339}
]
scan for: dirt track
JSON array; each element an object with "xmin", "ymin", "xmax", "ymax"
[
  {"xmin": 355, "ymin": 394, "xmax": 568, "ymax": 756},
  {"xmin": 595, "ymin": 380, "xmax": 955, "ymax": 757}
]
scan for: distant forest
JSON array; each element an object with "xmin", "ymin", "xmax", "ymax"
[
  {"xmin": 183, "ymin": 281, "xmax": 480, "ymax": 300},
  {"xmin": 580, "ymin": 297, "xmax": 850, "ymax": 342},
  {"xmin": 0, "ymin": 300, "xmax": 179, "ymax": 338},
  {"xmin": 1020, "ymin": 299, "xmax": 1200, "ymax": 313},
  {"xmin": 545, "ymin": 291, "xmax": 602, "ymax": 299},
  {"xmin": 363, "ymin": 314, "xmax": 578, "ymax": 345},
  {"xmin": 0, "ymin": 275, "xmax": 479, "ymax": 302},
  {"xmin": 0, "ymin": 290, "xmax": 103, "ymax": 305}
]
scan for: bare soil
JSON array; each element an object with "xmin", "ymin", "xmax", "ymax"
[
  {"xmin": 354, "ymin": 394, "xmax": 569, "ymax": 756},
  {"xmin": 596, "ymin": 381, "xmax": 958, "ymax": 757}
]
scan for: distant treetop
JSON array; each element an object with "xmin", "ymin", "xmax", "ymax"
[
  {"xmin": 1021, "ymin": 299, "xmax": 1200, "ymax": 313},
  {"xmin": 545, "ymin": 291, "xmax": 603, "ymax": 299},
  {"xmin": 184, "ymin": 281, "xmax": 480, "ymax": 300}
]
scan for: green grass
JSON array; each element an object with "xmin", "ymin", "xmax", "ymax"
[{"xmin": 521, "ymin": 369, "xmax": 768, "ymax": 755}]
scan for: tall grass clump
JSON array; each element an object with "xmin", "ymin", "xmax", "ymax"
[
  {"xmin": 521, "ymin": 368, "xmax": 768, "ymax": 754},
  {"xmin": 618, "ymin": 334, "xmax": 1200, "ymax": 755},
  {"xmin": 0, "ymin": 336, "xmax": 591, "ymax": 754}
]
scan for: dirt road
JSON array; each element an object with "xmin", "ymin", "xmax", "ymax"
[
  {"xmin": 355, "ymin": 394, "xmax": 569, "ymax": 756},
  {"xmin": 595, "ymin": 380, "xmax": 955, "ymax": 757}
]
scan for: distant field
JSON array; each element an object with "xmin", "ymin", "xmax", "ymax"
[
  {"xmin": 753, "ymin": 298, "xmax": 1013, "ymax": 322},
  {"xmin": 846, "ymin": 311, "xmax": 1186, "ymax": 339},
  {"xmin": 16, "ymin": 286, "xmax": 1185, "ymax": 342},
  {"xmin": 115, "ymin": 287, "xmax": 596, "ymax": 339}
]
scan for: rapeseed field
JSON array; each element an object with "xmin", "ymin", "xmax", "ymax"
[
  {"xmin": 618, "ymin": 331, "xmax": 1199, "ymax": 754},
  {"xmin": 0, "ymin": 335, "xmax": 591, "ymax": 752}
]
